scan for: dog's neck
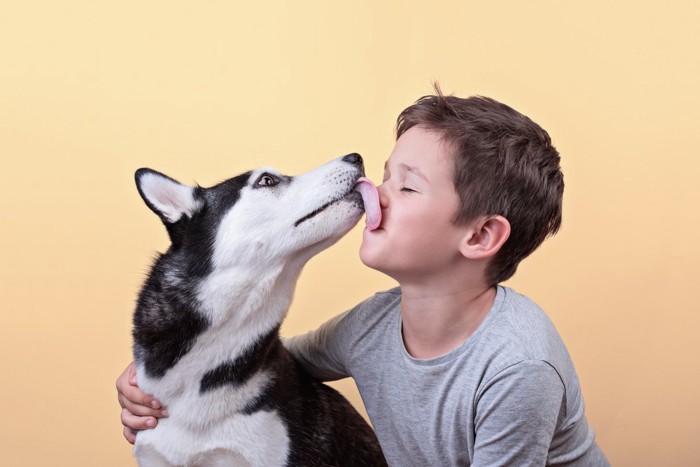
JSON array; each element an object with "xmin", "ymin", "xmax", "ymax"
[
  {"xmin": 196, "ymin": 260, "xmax": 303, "ymax": 336},
  {"xmin": 134, "ymin": 253, "xmax": 307, "ymax": 385},
  {"xmin": 134, "ymin": 260, "xmax": 305, "ymax": 411}
]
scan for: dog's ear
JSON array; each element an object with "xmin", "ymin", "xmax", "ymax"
[{"xmin": 135, "ymin": 169, "xmax": 203, "ymax": 225}]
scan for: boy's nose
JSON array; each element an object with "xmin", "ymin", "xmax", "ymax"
[{"xmin": 377, "ymin": 183, "xmax": 389, "ymax": 208}]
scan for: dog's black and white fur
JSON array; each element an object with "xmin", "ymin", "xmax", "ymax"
[{"xmin": 131, "ymin": 154, "xmax": 387, "ymax": 467}]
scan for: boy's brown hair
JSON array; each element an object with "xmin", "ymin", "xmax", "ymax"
[{"xmin": 396, "ymin": 85, "xmax": 564, "ymax": 285}]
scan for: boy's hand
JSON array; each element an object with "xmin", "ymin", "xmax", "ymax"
[{"xmin": 116, "ymin": 362, "xmax": 168, "ymax": 444}]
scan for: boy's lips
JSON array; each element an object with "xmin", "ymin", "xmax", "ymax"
[{"xmin": 354, "ymin": 177, "xmax": 381, "ymax": 231}]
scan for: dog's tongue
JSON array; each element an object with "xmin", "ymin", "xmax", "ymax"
[{"xmin": 354, "ymin": 177, "xmax": 381, "ymax": 231}]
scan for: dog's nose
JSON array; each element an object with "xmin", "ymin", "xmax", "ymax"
[{"xmin": 342, "ymin": 153, "xmax": 363, "ymax": 167}]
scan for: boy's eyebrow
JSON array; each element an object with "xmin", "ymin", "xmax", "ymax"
[
  {"xmin": 383, "ymin": 161, "xmax": 427, "ymax": 181},
  {"xmin": 400, "ymin": 163, "xmax": 427, "ymax": 181}
]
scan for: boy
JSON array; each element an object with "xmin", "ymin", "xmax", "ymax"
[{"xmin": 117, "ymin": 89, "xmax": 609, "ymax": 466}]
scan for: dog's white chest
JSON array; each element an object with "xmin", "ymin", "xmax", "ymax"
[{"xmin": 134, "ymin": 409, "xmax": 290, "ymax": 467}]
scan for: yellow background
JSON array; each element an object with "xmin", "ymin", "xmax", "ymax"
[{"xmin": 1, "ymin": 1, "xmax": 699, "ymax": 465}]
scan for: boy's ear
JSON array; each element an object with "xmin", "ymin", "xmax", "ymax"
[
  {"xmin": 459, "ymin": 215, "xmax": 511, "ymax": 260},
  {"xmin": 135, "ymin": 168, "xmax": 203, "ymax": 224}
]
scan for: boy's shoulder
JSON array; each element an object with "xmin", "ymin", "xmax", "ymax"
[
  {"xmin": 476, "ymin": 286, "xmax": 575, "ymax": 381},
  {"xmin": 495, "ymin": 286, "xmax": 556, "ymax": 329}
]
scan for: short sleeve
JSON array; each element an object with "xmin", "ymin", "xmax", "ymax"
[
  {"xmin": 472, "ymin": 360, "xmax": 565, "ymax": 467},
  {"xmin": 283, "ymin": 309, "xmax": 356, "ymax": 381}
]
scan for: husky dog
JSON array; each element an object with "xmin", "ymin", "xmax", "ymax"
[{"xmin": 131, "ymin": 154, "xmax": 385, "ymax": 467}]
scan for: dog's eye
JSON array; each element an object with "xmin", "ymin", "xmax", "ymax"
[{"xmin": 256, "ymin": 173, "xmax": 279, "ymax": 187}]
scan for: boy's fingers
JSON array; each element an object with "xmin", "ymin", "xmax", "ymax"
[
  {"xmin": 118, "ymin": 391, "xmax": 167, "ymax": 418},
  {"xmin": 116, "ymin": 363, "xmax": 164, "ymax": 412},
  {"xmin": 118, "ymin": 384, "xmax": 162, "ymax": 412},
  {"xmin": 121, "ymin": 408, "xmax": 158, "ymax": 432},
  {"xmin": 127, "ymin": 361, "xmax": 138, "ymax": 385},
  {"xmin": 123, "ymin": 426, "xmax": 137, "ymax": 445}
]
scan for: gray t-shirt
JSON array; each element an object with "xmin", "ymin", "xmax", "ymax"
[{"xmin": 286, "ymin": 286, "xmax": 609, "ymax": 466}]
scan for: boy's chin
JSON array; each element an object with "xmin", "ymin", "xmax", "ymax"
[
  {"xmin": 359, "ymin": 247, "xmax": 395, "ymax": 278},
  {"xmin": 359, "ymin": 250, "xmax": 377, "ymax": 270},
  {"xmin": 359, "ymin": 246, "xmax": 382, "ymax": 272}
]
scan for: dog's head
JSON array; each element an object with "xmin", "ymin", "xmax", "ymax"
[{"xmin": 135, "ymin": 154, "xmax": 367, "ymax": 277}]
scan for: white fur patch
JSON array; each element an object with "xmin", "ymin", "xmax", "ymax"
[{"xmin": 135, "ymin": 407, "xmax": 289, "ymax": 466}]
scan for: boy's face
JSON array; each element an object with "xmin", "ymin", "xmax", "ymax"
[{"xmin": 360, "ymin": 126, "xmax": 470, "ymax": 283}]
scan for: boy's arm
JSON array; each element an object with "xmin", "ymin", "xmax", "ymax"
[
  {"xmin": 472, "ymin": 360, "xmax": 564, "ymax": 467},
  {"xmin": 284, "ymin": 309, "xmax": 356, "ymax": 381}
]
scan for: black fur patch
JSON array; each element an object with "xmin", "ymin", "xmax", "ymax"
[
  {"xmin": 133, "ymin": 254, "xmax": 210, "ymax": 378},
  {"xmin": 199, "ymin": 328, "xmax": 280, "ymax": 393},
  {"xmin": 182, "ymin": 173, "xmax": 252, "ymax": 278},
  {"xmin": 239, "ymin": 344, "xmax": 389, "ymax": 466}
]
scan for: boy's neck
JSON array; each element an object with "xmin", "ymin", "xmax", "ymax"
[{"xmin": 399, "ymin": 282, "xmax": 496, "ymax": 360}]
